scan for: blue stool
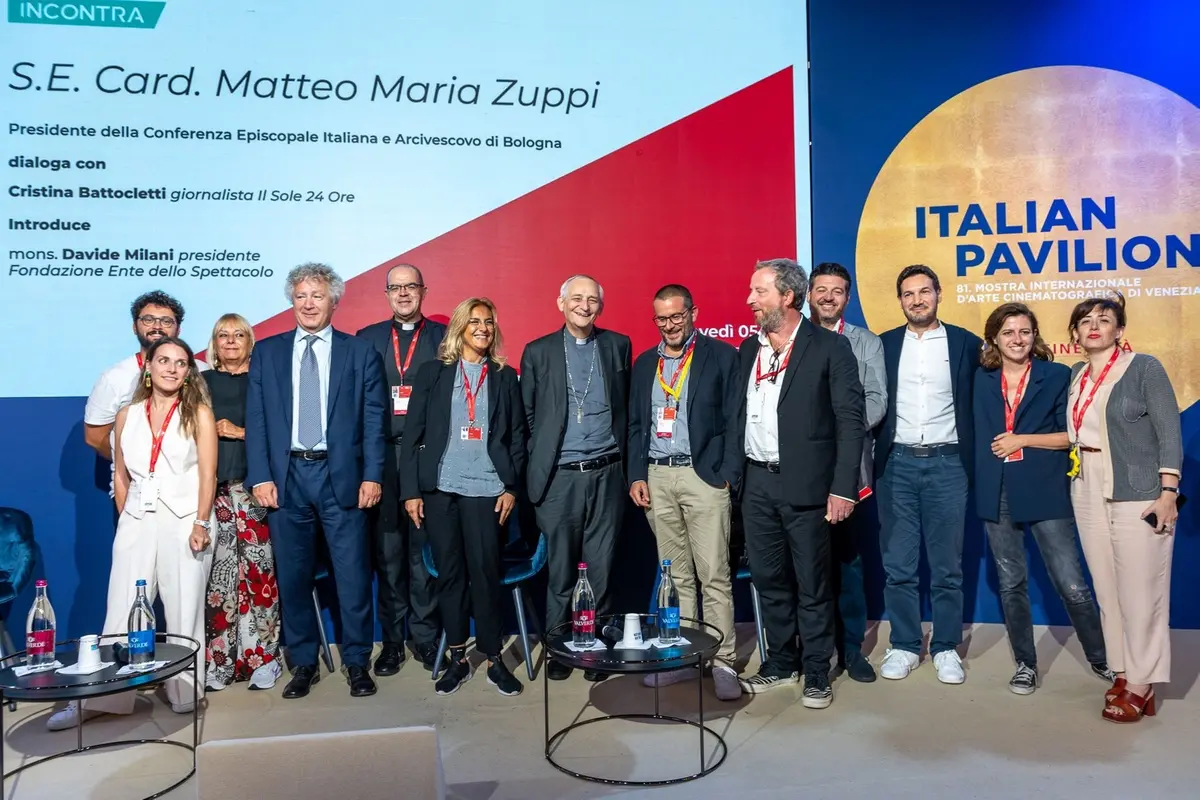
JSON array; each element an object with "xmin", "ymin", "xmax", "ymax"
[
  {"xmin": 311, "ymin": 565, "xmax": 337, "ymax": 673},
  {"xmin": 647, "ymin": 559, "xmax": 768, "ymax": 665},
  {"xmin": 423, "ymin": 531, "xmax": 548, "ymax": 681},
  {"xmin": 0, "ymin": 508, "xmax": 41, "ymax": 711}
]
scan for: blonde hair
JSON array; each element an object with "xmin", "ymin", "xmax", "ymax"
[
  {"xmin": 207, "ymin": 313, "xmax": 256, "ymax": 371},
  {"xmin": 131, "ymin": 337, "xmax": 212, "ymax": 438},
  {"xmin": 438, "ymin": 297, "xmax": 507, "ymax": 369}
]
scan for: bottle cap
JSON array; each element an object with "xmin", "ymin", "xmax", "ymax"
[
  {"xmin": 136, "ymin": 579, "xmax": 147, "ymax": 587},
  {"xmin": 577, "ymin": 562, "xmax": 588, "ymax": 570},
  {"xmin": 662, "ymin": 559, "xmax": 671, "ymax": 567},
  {"xmin": 35, "ymin": 579, "xmax": 47, "ymax": 588}
]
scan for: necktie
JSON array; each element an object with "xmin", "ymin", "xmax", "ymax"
[{"xmin": 298, "ymin": 334, "xmax": 322, "ymax": 448}]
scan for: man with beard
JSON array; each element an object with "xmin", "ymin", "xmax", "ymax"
[
  {"xmin": 85, "ymin": 290, "xmax": 209, "ymax": 497},
  {"xmin": 737, "ymin": 259, "xmax": 864, "ymax": 708},
  {"xmin": 874, "ymin": 265, "xmax": 982, "ymax": 685},
  {"xmin": 628, "ymin": 284, "xmax": 743, "ymax": 700},
  {"xmin": 807, "ymin": 262, "xmax": 887, "ymax": 683},
  {"xmin": 522, "ymin": 274, "xmax": 631, "ymax": 682},
  {"xmin": 356, "ymin": 264, "xmax": 447, "ymax": 674}
]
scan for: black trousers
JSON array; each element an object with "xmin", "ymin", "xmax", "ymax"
[
  {"xmin": 741, "ymin": 463, "xmax": 834, "ymax": 675},
  {"xmin": 424, "ymin": 491, "xmax": 506, "ymax": 657},
  {"xmin": 370, "ymin": 441, "xmax": 439, "ymax": 646},
  {"xmin": 535, "ymin": 462, "xmax": 623, "ymax": 631}
]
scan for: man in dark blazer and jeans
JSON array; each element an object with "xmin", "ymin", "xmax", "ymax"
[
  {"xmin": 355, "ymin": 263, "xmax": 447, "ymax": 674},
  {"xmin": 521, "ymin": 274, "xmax": 632, "ymax": 682},
  {"xmin": 628, "ymin": 284, "xmax": 743, "ymax": 700},
  {"xmin": 874, "ymin": 264, "xmax": 982, "ymax": 685},
  {"xmin": 737, "ymin": 259, "xmax": 864, "ymax": 708}
]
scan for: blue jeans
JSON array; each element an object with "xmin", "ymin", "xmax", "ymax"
[
  {"xmin": 877, "ymin": 449, "xmax": 967, "ymax": 656},
  {"xmin": 983, "ymin": 485, "xmax": 1107, "ymax": 668}
]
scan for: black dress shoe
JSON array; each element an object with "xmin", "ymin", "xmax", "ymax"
[
  {"xmin": 845, "ymin": 652, "xmax": 877, "ymax": 683},
  {"xmin": 414, "ymin": 641, "xmax": 444, "ymax": 672},
  {"xmin": 373, "ymin": 643, "xmax": 405, "ymax": 677},
  {"xmin": 583, "ymin": 669, "xmax": 609, "ymax": 683},
  {"xmin": 282, "ymin": 665, "xmax": 320, "ymax": 699},
  {"xmin": 547, "ymin": 660, "xmax": 573, "ymax": 681},
  {"xmin": 347, "ymin": 665, "xmax": 378, "ymax": 697}
]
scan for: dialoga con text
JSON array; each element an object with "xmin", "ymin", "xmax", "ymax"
[{"xmin": 8, "ymin": 63, "xmax": 602, "ymax": 114}]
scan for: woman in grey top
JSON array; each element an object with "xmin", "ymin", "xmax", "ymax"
[
  {"xmin": 1066, "ymin": 293, "xmax": 1182, "ymax": 723},
  {"xmin": 401, "ymin": 297, "xmax": 528, "ymax": 697}
]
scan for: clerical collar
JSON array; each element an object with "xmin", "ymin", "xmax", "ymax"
[
  {"xmin": 393, "ymin": 317, "xmax": 422, "ymax": 332},
  {"xmin": 565, "ymin": 328, "xmax": 595, "ymax": 345}
]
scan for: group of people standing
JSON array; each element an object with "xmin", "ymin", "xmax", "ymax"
[{"xmin": 48, "ymin": 255, "xmax": 1180, "ymax": 730}]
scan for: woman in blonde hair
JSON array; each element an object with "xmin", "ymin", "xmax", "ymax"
[
  {"xmin": 401, "ymin": 298, "xmax": 528, "ymax": 697},
  {"xmin": 49, "ymin": 337, "xmax": 217, "ymax": 730},
  {"xmin": 202, "ymin": 314, "xmax": 281, "ymax": 691}
]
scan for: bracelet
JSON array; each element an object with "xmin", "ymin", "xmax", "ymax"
[
  {"xmin": 193, "ymin": 519, "xmax": 212, "ymax": 529},
  {"xmin": 1161, "ymin": 486, "xmax": 1179, "ymax": 494}
]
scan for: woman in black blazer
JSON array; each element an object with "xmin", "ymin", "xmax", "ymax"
[
  {"xmin": 973, "ymin": 302, "xmax": 1109, "ymax": 695},
  {"xmin": 401, "ymin": 297, "xmax": 528, "ymax": 697}
]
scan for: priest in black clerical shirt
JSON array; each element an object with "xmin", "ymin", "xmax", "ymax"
[{"xmin": 355, "ymin": 264, "xmax": 447, "ymax": 674}]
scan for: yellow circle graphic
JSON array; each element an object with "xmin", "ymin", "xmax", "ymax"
[{"xmin": 856, "ymin": 66, "xmax": 1200, "ymax": 406}]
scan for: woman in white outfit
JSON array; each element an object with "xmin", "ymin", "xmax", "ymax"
[{"xmin": 49, "ymin": 337, "xmax": 217, "ymax": 730}]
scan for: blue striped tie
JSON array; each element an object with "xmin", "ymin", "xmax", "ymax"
[{"xmin": 298, "ymin": 334, "xmax": 322, "ymax": 449}]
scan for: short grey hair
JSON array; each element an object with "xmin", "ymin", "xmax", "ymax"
[
  {"xmin": 559, "ymin": 274, "xmax": 605, "ymax": 304},
  {"xmin": 755, "ymin": 258, "xmax": 807, "ymax": 309},
  {"xmin": 286, "ymin": 262, "xmax": 346, "ymax": 304}
]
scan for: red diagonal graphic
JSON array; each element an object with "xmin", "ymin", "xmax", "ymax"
[{"xmin": 253, "ymin": 68, "xmax": 797, "ymax": 360}]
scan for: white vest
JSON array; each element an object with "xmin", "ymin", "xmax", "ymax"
[{"xmin": 121, "ymin": 402, "xmax": 200, "ymax": 519}]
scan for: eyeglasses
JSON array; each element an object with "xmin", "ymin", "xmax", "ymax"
[
  {"xmin": 138, "ymin": 315, "xmax": 177, "ymax": 328},
  {"xmin": 652, "ymin": 311, "xmax": 691, "ymax": 327},
  {"xmin": 387, "ymin": 283, "xmax": 425, "ymax": 294}
]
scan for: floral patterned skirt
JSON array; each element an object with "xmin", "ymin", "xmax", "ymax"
[{"xmin": 205, "ymin": 481, "xmax": 280, "ymax": 687}]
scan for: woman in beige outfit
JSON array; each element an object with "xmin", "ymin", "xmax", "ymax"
[{"xmin": 1066, "ymin": 294, "xmax": 1181, "ymax": 723}]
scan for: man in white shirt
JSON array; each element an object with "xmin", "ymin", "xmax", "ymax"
[
  {"xmin": 84, "ymin": 291, "xmax": 209, "ymax": 495},
  {"xmin": 736, "ymin": 259, "xmax": 865, "ymax": 708},
  {"xmin": 873, "ymin": 265, "xmax": 982, "ymax": 685}
]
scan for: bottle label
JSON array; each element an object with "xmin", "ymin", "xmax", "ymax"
[
  {"xmin": 26, "ymin": 630, "xmax": 54, "ymax": 655},
  {"xmin": 573, "ymin": 610, "xmax": 595, "ymax": 634},
  {"xmin": 658, "ymin": 607, "xmax": 680, "ymax": 629},
  {"xmin": 128, "ymin": 629, "xmax": 155, "ymax": 655}
]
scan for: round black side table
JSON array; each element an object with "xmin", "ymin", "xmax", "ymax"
[
  {"xmin": 0, "ymin": 632, "xmax": 201, "ymax": 800},
  {"xmin": 543, "ymin": 615, "xmax": 728, "ymax": 785}
]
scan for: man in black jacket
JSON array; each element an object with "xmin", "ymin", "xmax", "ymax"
[
  {"xmin": 628, "ymin": 284, "xmax": 743, "ymax": 700},
  {"xmin": 521, "ymin": 274, "xmax": 631, "ymax": 682},
  {"xmin": 355, "ymin": 263, "xmax": 446, "ymax": 674},
  {"xmin": 737, "ymin": 259, "xmax": 865, "ymax": 709}
]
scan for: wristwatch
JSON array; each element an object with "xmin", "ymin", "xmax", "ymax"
[
  {"xmin": 1162, "ymin": 486, "xmax": 1179, "ymax": 494},
  {"xmin": 193, "ymin": 519, "xmax": 212, "ymax": 529}
]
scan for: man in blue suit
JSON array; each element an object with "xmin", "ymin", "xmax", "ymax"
[
  {"xmin": 874, "ymin": 265, "xmax": 981, "ymax": 686},
  {"xmin": 246, "ymin": 262, "xmax": 389, "ymax": 699}
]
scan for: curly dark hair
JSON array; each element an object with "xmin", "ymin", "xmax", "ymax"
[{"xmin": 131, "ymin": 291, "xmax": 185, "ymax": 325}]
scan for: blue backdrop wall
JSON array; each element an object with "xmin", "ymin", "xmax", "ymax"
[{"xmin": 808, "ymin": 0, "xmax": 1200, "ymax": 628}]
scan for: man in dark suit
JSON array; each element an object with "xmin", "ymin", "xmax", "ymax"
[
  {"xmin": 246, "ymin": 262, "xmax": 388, "ymax": 700},
  {"xmin": 521, "ymin": 274, "xmax": 632, "ymax": 682},
  {"xmin": 355, "ymin": 264, "xmax": 447, "ymax": 674},
  {"xmin": 628, "ymin": 284, "xmax": 743, "ymax": 700},
  {"xmin": 873, "ymin": 264, "xmax": 982, "ymax": 686},
  {"xmin": 737, "ymin": 259, "xmax": 864, "ymax": 709}
]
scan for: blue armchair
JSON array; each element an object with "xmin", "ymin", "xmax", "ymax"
[{"xmin": 0, "ymin": 507, "xmax": 40, "ymax": 659}]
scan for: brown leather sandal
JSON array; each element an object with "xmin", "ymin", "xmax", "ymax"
[
  {"xmin": 1105, "ymin": 677, "xmax": 1127, "ymax": 705},
  {"xmin": 1102, "ymin": 688, "xmax": 1156, "ymax": 723}
]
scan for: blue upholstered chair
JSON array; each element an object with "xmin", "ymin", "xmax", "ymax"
[
  {"xmin": 310, "ymin": 565, "xmax": 337, "ymax": 673},
  {"xmin": 422, "ymin": 530, "xmax": 548, "ymax": 681},
  {"xmin": 0, "ymin": 508, "xmax": 41, "ymax": 659}
]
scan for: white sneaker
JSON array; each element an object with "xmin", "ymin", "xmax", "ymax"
[
  {"xmin": 879, "ymin": 649, "xmax": 920, "ymax": 680},
  {"xmin": 933, "ymin": 650, "xmax": 966, "ymax": 684},
  {"xmin": 711, "ymin": 665, "xmax": 742, "ymax": 701},
  {"xmin": 46, "ymin": 702, "xmax": 103, "ymax": 731},
  {"xmin": 642, "ymin": 667, "xmax": 699, "ymax": 688}
]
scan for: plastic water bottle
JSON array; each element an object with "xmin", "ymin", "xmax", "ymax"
[
  {"xmin": 127, "ymin": 579, "xmax": 156, "ymax": 668},
  {"xmin": 25, "ymin": 579, "xmax": 56, "ymax": 668},
  {"xmin": 657, "ymin": 560, "xmax": 681, "ymax": 645},
  {"xmin": 571, "ymin": 562, "xmax": 596, "ymax": 646}
]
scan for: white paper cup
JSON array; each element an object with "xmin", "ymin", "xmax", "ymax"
[
  {"xmin": 620, "ymin": 613, "xmax": 643, "ymax": 647},
  {"xmin": 77, "ymin": 635, "xmax": 101, "ymax": 670}
]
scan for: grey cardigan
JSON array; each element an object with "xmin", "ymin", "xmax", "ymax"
[{"xmin": 1070, "ymin": 354, "xmax": 1182, "ymax": 501}]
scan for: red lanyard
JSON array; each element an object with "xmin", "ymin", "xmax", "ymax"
[
  {"xmin": 390, "ymin": 322, "xmax": 423, "ymax": 384},
  {"xmin": 754, "ymin": 339, "xmax": 794, "ymax": 387},
  {"xmin": 835, "ymin": 318, "xmax": 845, "ymax": 336},
  {"xmin": 656, "ymin": 339, "xmax": 695, "ymax": 403},
  {"xmin": 1001, "ymin": 362, "xmax": 1032, "ymax": 433},
  {"xmin": 136, "ymin": 353, "xmax": 144, "ymax": 369},
  {"xmin": 461, "ymin": 361, "xmax": 488, "ymax": 425},
  {"xmin": 145, "ymin": 398, "xmax": 181, "ymax": 474},
  {"xmin": 1072, "ymin": 347, "xmax": 1121, "ymax": 437}
]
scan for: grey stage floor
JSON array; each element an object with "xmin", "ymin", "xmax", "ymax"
[{"xmin": 3, "ymin": 622, "xmax": 1199, "ymax": 799}]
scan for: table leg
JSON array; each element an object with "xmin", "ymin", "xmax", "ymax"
[
  {"xmin": 77, "ymin": 699, "xmax": 84, "ymax": 753},
  {"xmin": 696, "ymin": 655, "xmax": 705, "ymax": 772},
  {"xmin": 542, "ymin": 649, "xmax": 549, "ymax": 756},
  {"xmin": 1, "ymin": 690, "xmax": 6, "ymax": 779},
  {"xmin": 193, "ymin": 650, "xmax": 200, "ymax": 761},
  {"xmin": 654, "ymin": 679, "xmax": 660, "ymax": 718}
]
